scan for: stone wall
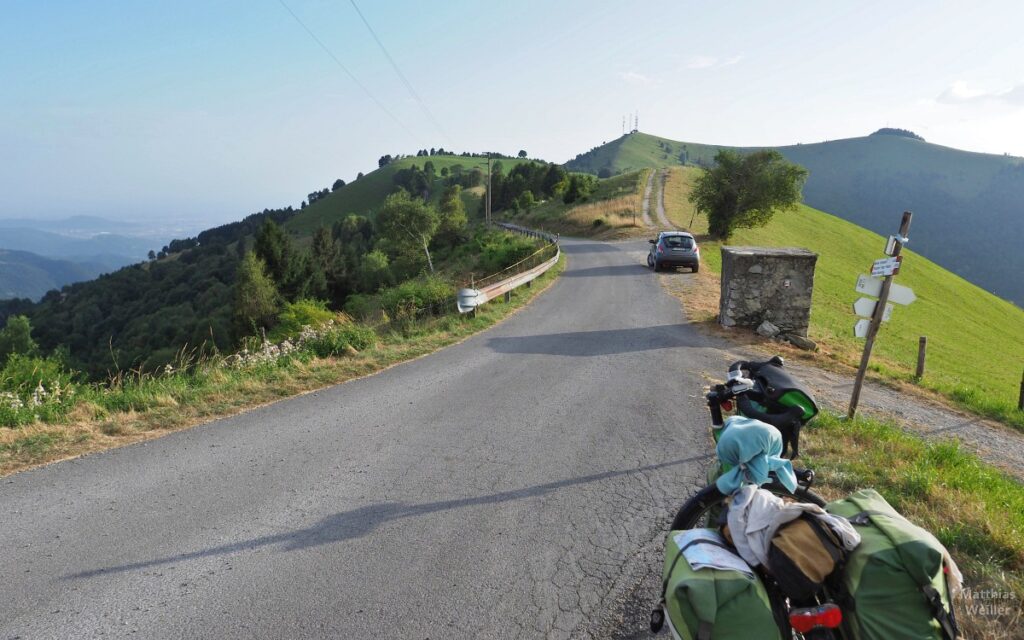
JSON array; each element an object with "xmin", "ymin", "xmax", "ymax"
[{"xmin": 719, "ymin": 247, "xmax": 818, "ymax": 343}]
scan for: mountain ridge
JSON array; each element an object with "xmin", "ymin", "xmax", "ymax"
[{"xmin": 565, "ymin": 131, "xmax": 1024, "ymax": 305}]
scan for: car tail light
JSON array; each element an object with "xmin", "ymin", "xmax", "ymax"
[
  {"xmin": 789, "ymin": 604, "xmax": 842, "ymax": 633},
  {"xmin": 657, "ymin": 242, "xmax": 664, "ymax": 254}
]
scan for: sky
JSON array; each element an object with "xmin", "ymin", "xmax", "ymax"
[{"xmin": 3, "ymin": 0, "xmax": 1024, "ymax": 226}]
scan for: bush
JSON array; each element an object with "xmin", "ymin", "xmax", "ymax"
[
  {"xmin": 269, "ymin": 299, "xmax": 335, "ymax": 341},
  {"xmin": 343, "ymin": 294, "xmax": 379, "ymax": 321},
  {"xmin": 475, "ymin": 233, "xmax": 540, "ymax": 276},
  {"xmin": 0, "ymin": 354, "xmax": 77, "ymax": 426},
  {"xmin": 304, "ymin": 324, "xmax": 377, "ymax": 357},
  {"xmin": 379, "ymin": 276, "xmax": 455, "ymax": 317}
]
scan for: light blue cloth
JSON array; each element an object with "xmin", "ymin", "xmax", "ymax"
[{"xmin": 714, "ymin": 415, "xmax": 797, "ymax": 495}]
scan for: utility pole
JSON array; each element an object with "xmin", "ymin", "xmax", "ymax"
[
  {"xmin": 485, "ymin": 154, "xmax": 492, "ymax": 226},
  {"xmin": 848, "ymin": 211, "xmax": 913, "ymax": 419}
]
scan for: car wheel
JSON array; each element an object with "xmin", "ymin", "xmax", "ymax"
[
  {"xmin": 692, "ymin": 264, "xmax": 699, "ymax": 273},
  {"xmin": 647, "ymin": 255, "xmax": 654, "ymax": 269},
  {"xmin": 653, "ymin": 261, "xmax": 661, "ymax": 272}
]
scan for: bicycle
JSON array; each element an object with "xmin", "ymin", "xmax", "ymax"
[{"xmin": 656, "ymin": 356, "xmax": 845, "ymax": 639}]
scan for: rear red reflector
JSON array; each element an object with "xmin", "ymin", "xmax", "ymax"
[
  {"xmin": 721, "ymin": 400, "xmax": 733, "ymax": 412},
  {"xmin": 789, "ymin": 604, "xmax": 842, "ymax": 633}
]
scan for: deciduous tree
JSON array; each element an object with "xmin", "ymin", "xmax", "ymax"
[
  {"xmin": 689, "ymin": 149, "xmax": 808, "ymax": 240},
  {"xmin": 376, "ymin": 191, "xmax": 440, "ymax": 274}
]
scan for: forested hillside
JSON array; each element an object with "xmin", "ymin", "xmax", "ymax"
[
  {"xmin": 566, "ymin": 131, "xmax": 1024, "ymax": 305},
  {"xmin": 0, "ymin": 150, "xmax": 590, "ymax": 379}
]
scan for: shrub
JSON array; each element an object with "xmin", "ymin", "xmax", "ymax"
[
  {"xmin": 269, "ymin": 299, "xmax": 335, "ymax": 341},
  {"xmin": 0, "ymin": 354, "xmax": 77, "ymax": 426},
  {"xmin": 304, "ymin": 324, "xmax": 377, "ymax": 357},
  {"xmin": 379, "ymin": 276, "xmax": 455, "ymax": 317},
  {"xmin": 343, "ymin": 294, "xmax": 380, "ymax": 321}
]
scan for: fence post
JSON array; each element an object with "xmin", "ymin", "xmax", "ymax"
[
  {"xmin": 915, "ymin": 336, "xmax": 927, "ymax": 379},
  {"xmin": 1019, "ymin": 368, "xmax": 1024, "ymax": 411},
  {"xmin": 504, "ymin": 291, "xmax": 512, "ymax": 303}
]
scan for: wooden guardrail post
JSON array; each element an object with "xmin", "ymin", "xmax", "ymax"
[{"xmin": 915, "ymin": 336, "xmax": 927, "ymax": 379}]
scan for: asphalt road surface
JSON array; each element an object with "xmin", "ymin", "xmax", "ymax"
[{"xmin": 2, "ymin": 239, "xmax": 727, "ymax": 639}]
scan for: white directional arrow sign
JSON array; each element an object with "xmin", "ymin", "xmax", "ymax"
[
  {"xmin": 854, "ymin": 274, "xmax": 916, "ymax": 305},
  {"xmin": 853, "ymin": 297, "xmax": 894, "ymax": 321},
  {"xmin": 854, "ymin": 319, "xmax": 871, "ymax": 338},
  {"xmin": 855, "ymin": 274, "xmax": 883, "ymax": 297},
  {"xmin": 887, "ymin": 283, "xmax": 916, "ymax": 305}
]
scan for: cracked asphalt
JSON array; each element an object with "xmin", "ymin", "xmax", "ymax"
[{"xmin": 1, "ymin": 238, "xmax": 726, "ymax": 639}]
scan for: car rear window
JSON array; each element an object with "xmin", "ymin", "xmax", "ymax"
[{"xmin": 663, "ymin": 236, "xmax": 693, "ymax": 249}]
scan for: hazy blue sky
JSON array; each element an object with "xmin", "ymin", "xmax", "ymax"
[{"xmin": 3, "ymin": 1, "xmax": 1023, "ymax": 225}]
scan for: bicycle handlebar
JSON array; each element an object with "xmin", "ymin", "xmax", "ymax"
[{"xmin": 736, "ymin": 393, "xmax": 804, "ymax": 429}]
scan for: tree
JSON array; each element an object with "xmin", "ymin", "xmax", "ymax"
[
  {"xmin": 148, "ymin": 250, "xmax": 157, "ymax": 261},
  {"xmin": 437, "ymin": 185, "xmax": 467, "ymax": 245},
  {"xmin": 356, "ymin": 172, "xmax": 364, "ymax": 180},
  {"xmin": 234, "ymin": 253, "xmax": 279, "ymax": 336},
  {"xmin": 518, "ymin": 150, "xmax": 527, "ymax": 158},
  {"xmin": 356, "ymin": 249, "xmax": 391, "ymax": 292},
  {"xmin": 519, "ymin": 190, "xmax": 535, "ymax": 213},
  {"xmin": 375, "ymin": 191, "xmax": 440, "ymax": 273},
  {"xmin": 0, "ymin": 315, "xmax": 38, "ymax": 365},
  {"xmin": 688, "ymin": 149, "xmax": 808, "ymax": 240},
  {"xmin": 332, "ymin": 178, "xmax": 346, "ymax": 191},
  {"xmin": 440, "ymin": 166, "xmax": 449, "ymax": 178}
]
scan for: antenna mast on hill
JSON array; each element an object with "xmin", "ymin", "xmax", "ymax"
[{"xmin": 622, "ymin": 115, "xmax": 625, "ymax": 135}]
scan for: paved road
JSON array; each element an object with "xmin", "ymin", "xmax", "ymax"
[{"xmin": 1, "ymin": 239, "xmax": 727, "ymax": 639}]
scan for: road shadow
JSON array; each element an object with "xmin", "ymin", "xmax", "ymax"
[
  {"xmin": 486, "ymin": 324, "xmax": 702, "ymax": 357},
  {"xmin": 67, "ymin": 454, "xmax": 712, "ymax": 579},
  {"xmin": 563, "ymin": 264, "xmax": 649, "ymax": 278}
]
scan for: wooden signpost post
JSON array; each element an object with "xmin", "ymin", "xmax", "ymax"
[{"xmin": 848, "ymin": 211, "xmax": 915, "ymax": 419}]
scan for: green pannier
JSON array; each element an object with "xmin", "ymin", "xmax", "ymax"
[
  {"xmin": 656, "ymin": 529, "xmax": 782, "ymax": 640},
  {"xmin": 827, "ymin": 489, "xmax": 960, "ymax": 640}
]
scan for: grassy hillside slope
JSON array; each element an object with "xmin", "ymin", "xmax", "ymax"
[
  {"xmin": 500, "ymin": 170, "xmax": 649, "ymax": 238},
  {"xmin": 686, "ymin": 200, "xmax": 1024, "ymax": 428},
  {"xmin": 286, "ymin": 155, "xmax": 530, "ymax": 235},
  {"xmin": 566, "ymin": 132, "xmax": 1024, "ymax": 306}
]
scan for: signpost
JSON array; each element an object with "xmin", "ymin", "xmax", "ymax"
[{"xmin": 849, "ymin": 211, "xmax": 915, "ymax": 419}]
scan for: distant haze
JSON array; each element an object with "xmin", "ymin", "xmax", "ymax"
[{"xmin": 3, "ymin": 1, "xmax": 1024, "ymax": 223}]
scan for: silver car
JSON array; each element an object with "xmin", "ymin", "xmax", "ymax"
[{"xmin": 647, "ymin": 231, "xmax": 700, "ymax": 272}]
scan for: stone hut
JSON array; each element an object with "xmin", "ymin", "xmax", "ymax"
[{"xmin": 719, "ymin": 247, "xmax": 818, "ymax": 342}]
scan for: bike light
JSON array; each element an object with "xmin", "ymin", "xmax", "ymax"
[
  {"xmin": 721, "ymin": 400, "xmax": 733, "ymax": 412},
  {"xmin": 789, "ymin": 604, "xmax": 842, "ymax": 633}
]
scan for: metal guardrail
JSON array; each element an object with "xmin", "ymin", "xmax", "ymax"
[{"xmin": 456, "ymin": 224, "xmax": 561, "ymax": 314}]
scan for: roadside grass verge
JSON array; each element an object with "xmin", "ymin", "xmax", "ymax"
[
  {"xmin": 802, "ymin": 412, "xmax": 1023, "ymax": 638},
  {"xmin": 0, "ymin": 255, "xmax": 565, "ymax": 476}
]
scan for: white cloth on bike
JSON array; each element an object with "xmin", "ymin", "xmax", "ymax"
[
  {"xmin": 672, "ymin": 529, "xmax": 755, "ymax": 578},
  {"xmin": 726, "ymin": 484, "xmax": 861, "ymax": 569}
]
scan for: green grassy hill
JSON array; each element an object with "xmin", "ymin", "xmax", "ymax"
[
  {"xmin": 664, "ymin": 169, "xmax": 1024, "ymax": 428},
  {"xmin": 286, "ymin": 154, "xmax": 530, "ymax": 236},
  {"xmin": 567, "ymin": 132, "xmax": 1024, "ymax": 306}
]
